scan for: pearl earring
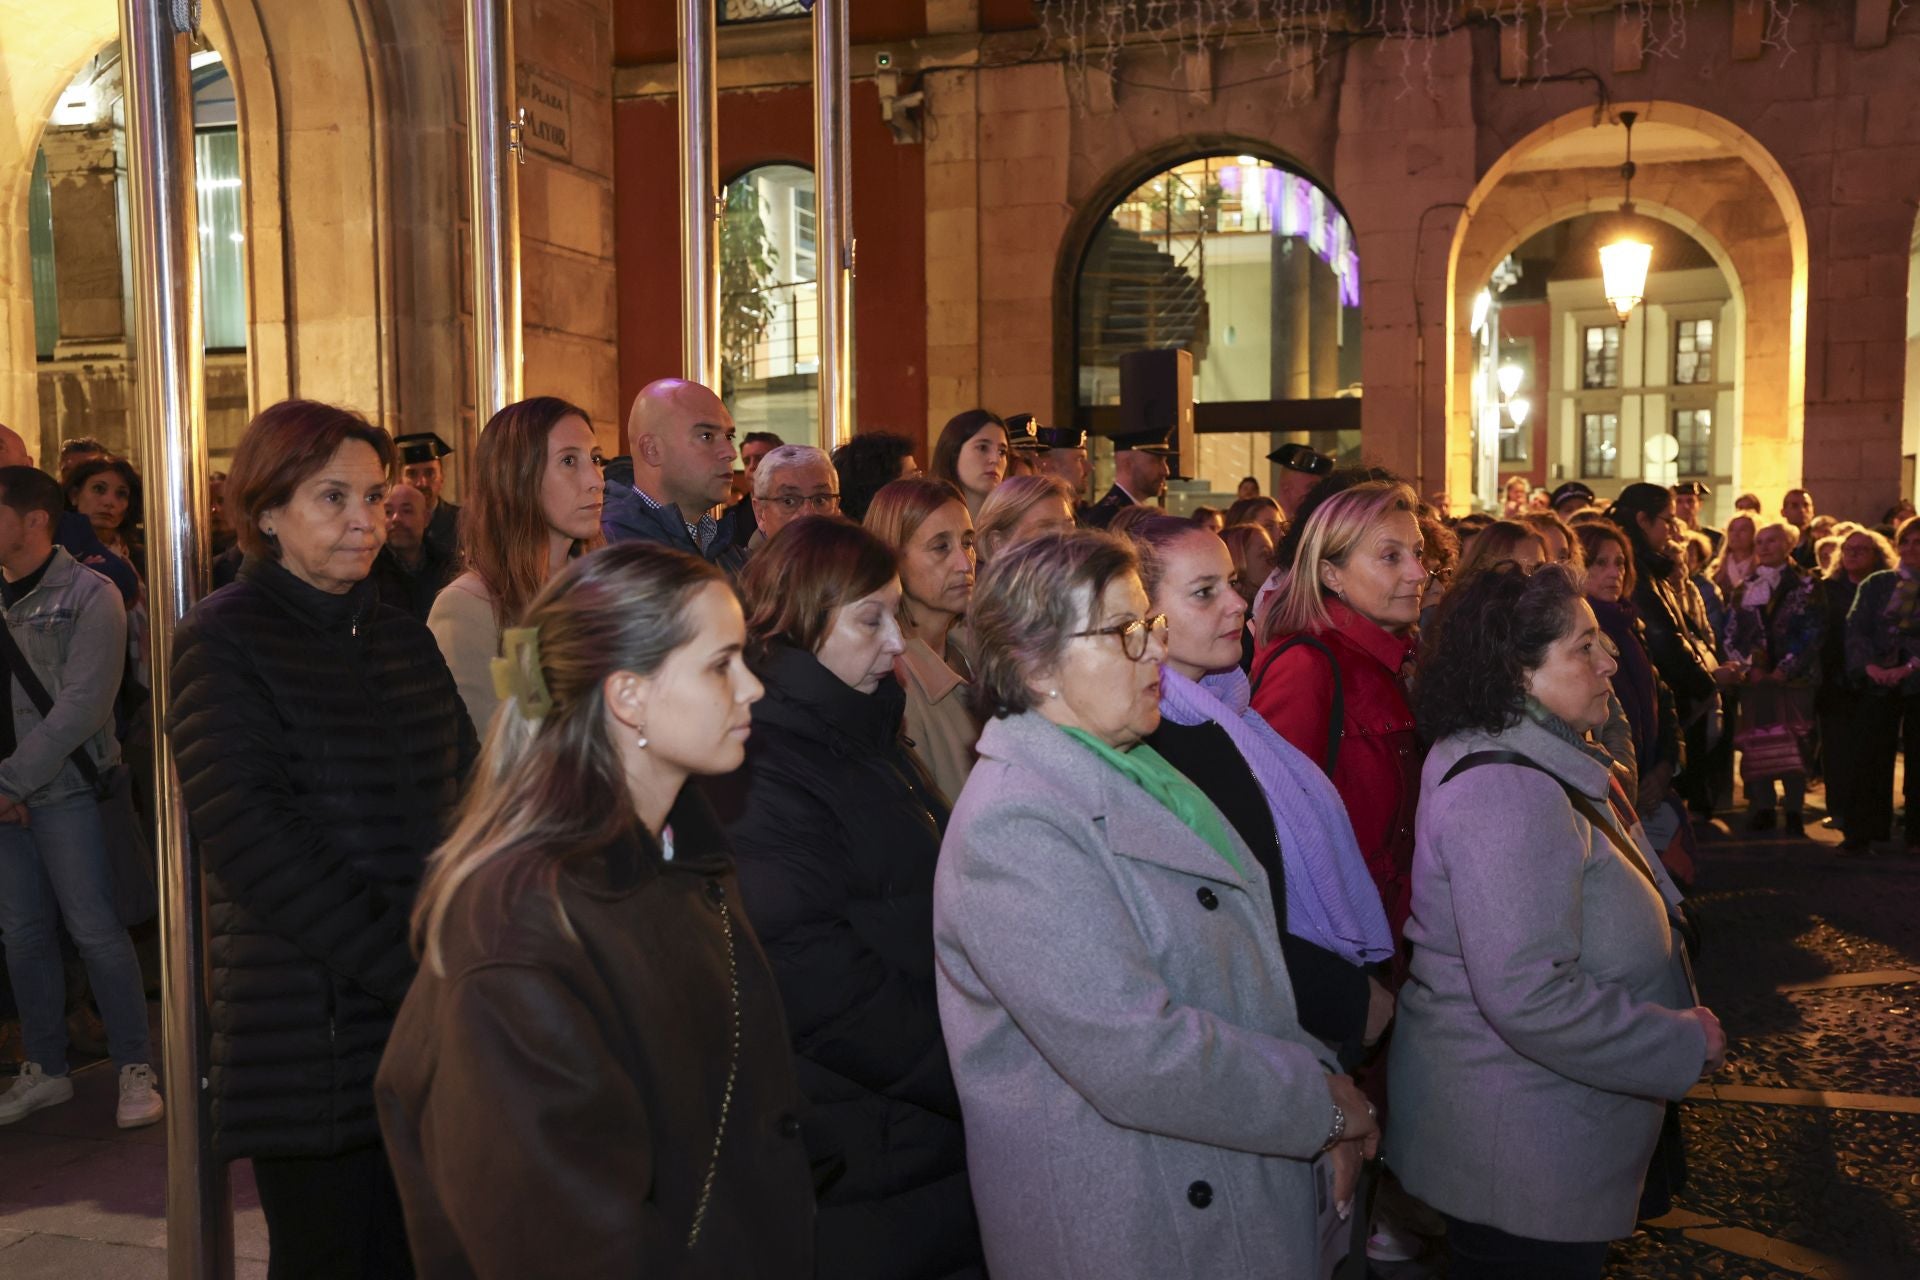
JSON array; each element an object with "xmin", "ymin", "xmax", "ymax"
[
  {"xmin": 637, "ymin": 729, "xmax": 649, "ymax": 748},
  {"xmin": 1047, "ymin": 689, "xmax": 1059, "ymax": 699}
]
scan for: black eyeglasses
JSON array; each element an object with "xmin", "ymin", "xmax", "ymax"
[
  {"xmin": 765, "ymin": 493, "xmax": 841, "ymax": 514},
  {"xmin": 1072, "ymin": 613, "xmax": 1168, "ymax": 661}
]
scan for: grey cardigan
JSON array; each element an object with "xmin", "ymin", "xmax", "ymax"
[
  {"xmin": 1385, "ymin": 718, "xmax": 1706, "ymax": 1243},
  {"xmin": 933, "ymin": 711, "xmax": 1338, "ymax": 1280}
]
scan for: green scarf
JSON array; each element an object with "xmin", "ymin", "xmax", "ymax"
[{"xmin": 1061, "ymin": 727, "xmax": 1248, "ymax": 880}]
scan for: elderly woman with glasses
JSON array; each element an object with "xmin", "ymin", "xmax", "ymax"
[{"xmin": 933, "ymin": 530, "xmax": 1377, "ymax": 1280}]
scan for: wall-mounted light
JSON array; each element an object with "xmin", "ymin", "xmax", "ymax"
[
  {"xmin": 1599, "ymin": 111, "xmax": 1651, "ymax": 325},
  {"xmin": 1497, "ymin": 362, "xmax": 1524, "ymax": 400},
  {"xmin": 1506, "ymin": 397, "xmax": 1531, "ymax": 430}
]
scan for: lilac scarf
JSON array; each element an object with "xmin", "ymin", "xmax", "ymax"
[{"xmin": 1158, "ymin": 666, "xmax": 1394, "ymax": 965}]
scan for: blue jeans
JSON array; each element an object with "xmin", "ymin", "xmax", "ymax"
[{"xmin": 0, "ymin": 791, "xmax": 152, "ymax": 1074}]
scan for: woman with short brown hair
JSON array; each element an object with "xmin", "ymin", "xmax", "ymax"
[
  {"xmin": 716, "ymin": 518, "xmax": 985, "ymax": 1277},
  {"xmin": 170, "ymin": 399, "xmax": 475, "ymax": 1277}
]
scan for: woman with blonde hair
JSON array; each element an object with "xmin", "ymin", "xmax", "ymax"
[
  {"xmin": 1520, "ymin": 511, "xmax": 1583, "ymax": 573},
  {"xmin": 1708, "ymin": 512, "xmax": 1758, "ymax": 596},
  {"xmin": 428, "ymin": 397, "xmax": 605, "ymax": 730},
  {"xmin": 1253, "ymin": 481, "xmax": 1430, "ymax": 947},
  {"xmin": 974, "ymin": 474, "xmax": 1076, "ymax": 566},
  {"xmin": 866, "ymin": 478, "xmax": 982, "ymax": 805},
  {"xmin": 378, "ymin": 543, "xmax": 815, "ymax": 1277}
]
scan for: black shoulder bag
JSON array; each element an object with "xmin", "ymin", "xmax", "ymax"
[
  {"xmin": 0, "ymin": 622, "xmax": 156, "ymax": 927},
  {"xmin": 1249, "ymin": 633, "xmax": 1345, "ymax": 776}
]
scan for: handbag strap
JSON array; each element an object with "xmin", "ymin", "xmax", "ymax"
[
  {"xmin": 1249, "ymin": 632, "xmax": 1345, "ymax": 776},
  {"xmin": 0, "ymin": 613, "xmax": 104, "ymax": 792},
  {"xmin": 1441, "ymin": 748, "xmax": 1699, "ymax": 1003}
]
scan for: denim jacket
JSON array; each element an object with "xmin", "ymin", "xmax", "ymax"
[{"xmin": 0, "ymin": 548, "xmax": 126, "ymax": 806}]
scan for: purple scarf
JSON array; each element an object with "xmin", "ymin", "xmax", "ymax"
[{"xmin": 1158, "ymin": 666, "xmax": 1394, "ymax": 965}]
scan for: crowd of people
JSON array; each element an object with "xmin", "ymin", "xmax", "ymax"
[{"xmin": 2, "ymin": 382, "xmax": 1916, "ymax": 1278}]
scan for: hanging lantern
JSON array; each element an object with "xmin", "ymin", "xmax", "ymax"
[
  {"xmin": 1599, "ymin": 111, "xmax": 1651, "ymax": 325},
  {"xmin": 1506, "ymin": 396, "xmax": 1532, "ymax": 430},
  {"xmin": 1497, "ymin": 362, "xmax": 1524, "ymax": 400},
  {"xmin": 1600, "ymin": 237, "xmax": 1652, "ymax": 324}
]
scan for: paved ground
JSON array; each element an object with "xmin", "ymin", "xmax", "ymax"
[{"xmin": 2, "ymin": 792, "xmax": 1917, "ymax": 1276}]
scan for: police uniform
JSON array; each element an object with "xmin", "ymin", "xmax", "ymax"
[
  {"xmin": 395, "ymin": 432, "xmax": 461, "ymax": 562},
  {"xmin": 1081, "ymin": 423, "xmax": 1177, "ymax": 530},
  {"xmin": 1674, "ymin": 481, "xmax": 1722, "ymax": 555}
]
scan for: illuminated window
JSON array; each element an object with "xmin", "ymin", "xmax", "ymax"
[
  {"xmin": 1674, "ymin": 318, "xmax": 1714, "ymax": 385},
  {"xmin": 1582, "ymin": 412, "xmax": 1619, "ymax": 479},
  {"xmin": 1582, "ymin": 325, "xmax": 1620, "ymax": 389},
  {"xmin": 1675, "ymin": 407, "xmax": 1712, "ymax": 476},
  {"xmin": 720, "ymin": 163, "xmax": 821, "ymax": 448}
]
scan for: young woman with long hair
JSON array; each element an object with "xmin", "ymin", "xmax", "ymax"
[
  {"xmin": 378, "ymin": 543, "xmax": 814, "ymax": 1277},
  {"xmin": 929, "ymin": 409, "xmax": 1009, "ymax": 522},
  {"xmin": 866, "ymin": 477, "xmax": 983, "ymax": 805},
  {"xmin": 428, "ymin": 396, "xmax": 605, "ymax": 730}
]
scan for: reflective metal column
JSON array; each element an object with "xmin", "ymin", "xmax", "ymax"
[
  {"xmin": 813, "ymin": 0, "xmax": 854, "ymax": 445},
  {"xmin": 464, "ymin": 0, "xmax": 524, "ymax": 442},
  {"xmin": 117, "ymin": 0, "xmax": 225, "ymax": 1276},
  {"xmin": 678, "ymin": 0, "xmax": 720, "ymax": 387}
]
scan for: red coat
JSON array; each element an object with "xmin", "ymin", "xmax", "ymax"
[{"xmin": 1250, "ymin": 600, "xmax": 1422, "ymax": 948}]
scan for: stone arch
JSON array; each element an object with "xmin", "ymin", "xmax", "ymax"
[
  {"xmin": 1047, "ymin": 134, "xmax": 1350, "ymax": 431},
  {"xmin": 1444, "ymin": 102, "xmax": 1809, "ymax": 505}
]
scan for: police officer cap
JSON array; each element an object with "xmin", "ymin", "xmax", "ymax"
[
  {"xmin": 394, "ymin": 432, "xmax": 454, "ymax": 466},
  {"xmin": 1005, "ymin": 413, "xmax": 1051, "ymax": 453},
  {"xmin": 1265, "ymin": 443, "xmax": 1332, "ymax": 476},
  {"xmin": 1672, "ymin": 481, "xmax": 1713, "ymax": 498},
  {"xmin": 1549, "ymin": 481, "xmax": 1596, "ymax": 510},
  {"xmin": 1111, "ymin": 422, "xmax": 1176, "ymax": 455}
]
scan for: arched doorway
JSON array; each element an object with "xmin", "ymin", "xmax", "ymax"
[
  {"xmin": 27, "ymin": 45, "xmax": 254, "ymax": 467},
  {"xmin": 720, "ymin": 162, "xmax": 822, "ymax": 449},
  {"xmin": 1471, "ymin": 215, "xmax": 1739, "ymax": 511},
  {"xmin": 1447, "ymin": 104, "xmax": 1808, "ymax": 520},
  {"xmin": 1068, "ymin": 151, "xmax": 1361, "ymax": 508}
]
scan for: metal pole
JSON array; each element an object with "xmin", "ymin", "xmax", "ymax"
[
  {"xmin": 463, "ymin": 0, "xmax": 523, "ymax": 444},
  {"xmin": 678, "ymin": 0, "xmax": 720, "ymax": 388},
  {"xmin": 813, "ymin": 0, "xmax": 854, "ymax": 445},
  {"xmin": 118, "ymin": 1, "xmax": 225, "ymax": 1277}
]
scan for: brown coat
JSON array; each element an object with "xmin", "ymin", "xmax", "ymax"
[{"xmin": 375, "ymin": 792, "xmax": 816, "ymax": 1279}]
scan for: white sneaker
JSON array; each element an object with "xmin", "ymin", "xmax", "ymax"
[
  {"xmin": 0, "ymin": 1062, "xmax": 75, "ymax": 1124},
  {"xmin": 116, "ymin": 1063, "xmax": 164, "ymax": 1130}
]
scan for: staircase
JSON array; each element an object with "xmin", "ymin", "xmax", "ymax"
[{"xmin": 1078, "ymin": 223, "xmax": 1210, "ymax": 369}]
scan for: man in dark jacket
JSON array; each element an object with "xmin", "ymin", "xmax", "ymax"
[
  {"xmin": 1081, "ymin": 424, "xmax": 1175, "ymax": 530},
  {"xmin": 369, "ymin": 482, "xmax": 456, "ymax": 622},
  {"xmin": 395, "ymin": 432, "xmax": 460, "ymax": 563},
  {"xmin": 601, "ymin": 379, "xmax": 748, "ymax": 574}
]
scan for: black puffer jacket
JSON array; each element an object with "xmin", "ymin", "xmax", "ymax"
[
  {"xmin": 708, "ymin": 642, "xmax": 983, "ymax": 1280},
  {"xmin": 1631, "ymin": 544, "xmax": 1719, "ymax": 724},
  {"xmin": 169, "ymin": 556, "xmax": 476, "ymax": 1160}
]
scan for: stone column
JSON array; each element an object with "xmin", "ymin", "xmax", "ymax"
[{"xmin": 41, "ymin": 123, "xmax": 129, "ymax": 354}]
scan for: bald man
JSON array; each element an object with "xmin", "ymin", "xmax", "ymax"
[
  {"xmin": 368, "ymin": 483, "xmax": 456, "ymax": 621},
  {"xmin": 0, "ymin": 423, "xmax": 137, "ymax": 606},
  {"xmin": 601, "ymin": 379, "xmax": 747, "ymax": 573}
]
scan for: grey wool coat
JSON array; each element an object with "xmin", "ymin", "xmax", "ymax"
[
  {"xmin": 1385, "ymin": 718, "xmax": 1708, "ymax": 1243},
  {"xmin": 933, "ymin": 711, "xmax": 1340, "ymax": 1280}
]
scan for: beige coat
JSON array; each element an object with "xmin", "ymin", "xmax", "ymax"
[
  {"xmin": 426, "ymin": 572, "xmax": 500, "ymax": 736},
  {"xmin": 893, "ymin": 636, "xmax": 979, "ymax": 808}
]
